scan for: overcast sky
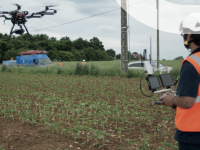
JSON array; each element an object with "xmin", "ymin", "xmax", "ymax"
[{"xmin": 0, "ymin": 0, "xmax": 200, "ymax": 60}]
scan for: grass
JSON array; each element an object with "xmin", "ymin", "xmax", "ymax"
[{"xmin": 0, "ymin": 60, "xmax": 183, "ymax": 80}]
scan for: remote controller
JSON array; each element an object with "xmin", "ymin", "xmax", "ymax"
[
  {"xmin": 154, "ymin": 93, "xmax": 177, "ymax": 109},
  {"xmin": 154, "ymin": 94, "xmax": 167, "ymax": 105}
]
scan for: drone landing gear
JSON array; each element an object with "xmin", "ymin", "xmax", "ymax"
[
  {"xmin": 23, "ymin": 23, "xmax": 37, "ymax": 40},
  {"xmin": 3, "ymin": 23, "xmax": 37, "ymax": 41}
]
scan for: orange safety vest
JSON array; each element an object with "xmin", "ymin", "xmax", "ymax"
[
  {"xmin": 59, "ymin": 62, "xmax": 62, "ymax": 67},
  {"xmin": 82, "ymin": 62, "xmax": 86, "ymax": 67},
  {"xmin": 175, "ymin": 52, "xmax": 200, "ymax": 132}
]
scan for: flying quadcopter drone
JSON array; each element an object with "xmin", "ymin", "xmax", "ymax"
[{"xmin": 0, "ymin": 4, "xmax": 57, "ymax": 41}]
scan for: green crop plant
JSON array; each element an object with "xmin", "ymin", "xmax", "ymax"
[
  {"xmin": 161, "ymin": 142, "xmax": 178, "ymax": 150},
  {"xmin": 0, "ymin": 72, "xmax": 179, "ymax": 149},
  {"xmin": 0, "ymin": 145, "xmax": 5, "ymax": 150},
  {"xmin": 126, "ymin": 139, "xmax": 138, "ymax": 150}
]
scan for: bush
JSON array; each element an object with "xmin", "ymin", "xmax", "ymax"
[
  {"xmin": 125, "ymin": 69, "xmax": 145, "ymax": 78},
  {"xmin": 81, "ymin": 64, "xmax": 89, "ymax": 75},
  {"xmin": 75, "ymin": 62, "xmax": 82, "ymax": 75},
  {"xmin": 126, "ymin": 70, "xmax": 134, "ymax": 78},
  {"xmin": 1, "ymin": 65, "xmax": 6, "ymax": 72},
  {"xmin": 57, "ymin": 67, "xmax": 62, "ymax": 75},
  {"xmin": 107, "ymin": 56, "xmax": 113, "ymax": 61},
  {"xmin": 90, "ymin": 63, "xmax": 100, "ymax": 76},
  {"xmin": 174, "ymin": 56, "xmax": 184, "ymax": 60}
]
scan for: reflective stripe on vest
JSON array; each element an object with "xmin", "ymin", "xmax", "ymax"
[{"xmin": 175, "ymin": 52, "xmax": 200, "ymax": 132}]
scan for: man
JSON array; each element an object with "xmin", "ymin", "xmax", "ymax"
[
  {"xmin": 82, "ymin": 59, "xmax": 86, "ymax": 67},
  {"xmin": 59, "ymin": 60, "xmax": 62, "ymax": 67},
  {"xmin": 159, "ymin": 13, "xmax": 200, "ymax": 150}
]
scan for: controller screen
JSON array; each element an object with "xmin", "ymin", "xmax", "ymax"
[
  {"xmin": 160, "ymin": 73, "xmax": 174, "ymax": 87},
  {"xmin": 148, "ymin": 76, "xmax": 161, "ymax": 90}
]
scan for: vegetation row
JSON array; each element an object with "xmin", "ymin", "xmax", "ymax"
[
  {"xmin": 0, "ymin": 60, "xmax": 182, "ymax": 80},
  {"xmin": 0, "ymin": 33, "xmax": 120, "ymax": 62}
]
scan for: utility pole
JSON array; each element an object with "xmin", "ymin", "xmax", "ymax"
[
  {"xmin": 121, "ymin": 0, "xmax": 128, "ymax": 73},
  {"xmin": 147, "ymin": 35, "xmax": 154, "ymax": 60},
  {"xmin": 128, "ymin": 0, "xmax": 131, "ymax": 62},
  {"xmin": 156, "ymin": 0, "xmax": 160, "ymax": 68}
]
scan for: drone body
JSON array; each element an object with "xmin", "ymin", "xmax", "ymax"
[{"xmin": 0, "ymin": 4, "xmax": 57, "ymax": 41}]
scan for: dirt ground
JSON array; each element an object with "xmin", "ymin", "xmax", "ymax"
[{"xmin": 0, "ymin": 73, "xmax": 178, "ymax": 150}]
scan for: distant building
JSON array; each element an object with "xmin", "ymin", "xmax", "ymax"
[{"xmin": 132, "ymin": 54, "xmax": 143, "ymax": 60}]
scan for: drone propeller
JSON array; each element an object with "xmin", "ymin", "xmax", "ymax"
[
  {"xmin": 42, "ymin": 5, "xmax": 58, "ymax": 11},
  {"xmin": 49, "ymin": 9, "xmax": 59, "ymax": 14},
  {"xmin": 49, "ymin": 9, "xmax": 60, "ymax": 10},
  {"xmin": 42, "ymin": 5, "xmax": 58, "ymax": 7},
  {"xmin": 12, "ymin": 4, "xmax": 21, "ymax": 10}
]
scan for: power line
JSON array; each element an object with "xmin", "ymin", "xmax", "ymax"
[{"xmin": 32, "ymin": 0, "xmax": 147, "ymax": 32}]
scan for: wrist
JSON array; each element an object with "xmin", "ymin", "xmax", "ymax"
[{"xmin": 172, "ymin": 96, "xmax": 176, "ymax": 105}]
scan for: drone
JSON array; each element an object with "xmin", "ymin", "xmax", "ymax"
[{"xmin": 0, "ymin": 4, "xmax": 57, "ymax": 41}]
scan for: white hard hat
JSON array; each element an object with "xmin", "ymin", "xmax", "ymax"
[
  {"xmin": 83, "ymin": 60, "xmax": 85, "ymax": 62},
  {"xmin": 180, "ymin": 13, "xmax": 200, "ymax": 34}
]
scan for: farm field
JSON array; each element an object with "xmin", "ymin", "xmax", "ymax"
[{"xmin": 0, "ymin": 72, "xmax": 178, "ymax": 150}]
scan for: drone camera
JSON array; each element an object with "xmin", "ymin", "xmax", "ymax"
[
  {"xmin": 13, "ymin": 29, "xmax": 24, "ymax": 35},
  {"xmin": 22, "ymin": 11, "xmax": 29, "ymax": 15}
]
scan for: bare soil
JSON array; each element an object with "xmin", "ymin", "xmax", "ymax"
[{"xmin": 0, "ymin": 73, "xmax": 178, "ymax": 150}]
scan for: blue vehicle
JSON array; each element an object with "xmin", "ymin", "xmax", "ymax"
[
  {"xmin": 2, "ymin": 60, "xmax": 17, "ymax": 67},
  {"xmin": 3, "ymin": 50, "xmax": 53, "ymax": 67}
]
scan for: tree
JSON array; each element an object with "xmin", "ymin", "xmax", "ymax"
[
  {"xmin": 3, "ymin": 48, "xmax": 26, "ymax": 60},
  {"xmin": 50, "ymin": 37, "xmax": 57, "ymax": 42},
  {"xmin": 128, "ymin": 51, "xmax": 134, "ymax": 60},
  {"xmin": 106, "ymin": 49, "xmax": 116, "ymax": 58},
  {"xmin": 0, "ymin": 32, "xmax": 113, "ymax": 62},
  {"xmin": 59, "ymin": 51, "xmax": 76, "ymax": 61},
  {"xmin": 84, "ymin": 47, "xmax": 97, "ymax": 61},
  {"xmin": 73, "ymin": 38, "xmax": 89, "ymax": 51},
  {"xmin": 107, "ymin": 56, "xmax": 113, "ymax": 61},
  {"xmin": 48, "ymin": 50, "xmax": 59, "ymax": 61},
  {"xmin": 116, "ymin": 54, "xmax": 121, "ymax": 59},
  {"xmin": 60, "ymin": 36, "xmax": 70, "ymax": 41},
  {"xmin": 37, "ymin": 34, "xmax": 49, "ymax": 41},
  {"xmin": 71, "ymin": 48, "xmax": 82, "ymax": 61},
  {"xmin": 89, "ymin": 37, "xmax": 105, "ymax": 50},
  {"xmin": 96, "ymin": 49, "xmax": 107, "ymax": 61},
  {"xmin": 174, "ymin": 56, "xmax": 184, "ymax": 60}
]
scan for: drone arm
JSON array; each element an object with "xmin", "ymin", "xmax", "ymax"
[
  {"xmin": 0, "ymin": 11, "xmax": 9, "ymax": 14},
  {"xmin": 42, "ymin": 12, "xmax": 54, "ymax": 15},
  {"xmin": 26, "ymin": 16, "xmax": 41, "ymax": 19},
  {"xmin": 0, "ymin": 15, "xmax": 11, "ymax": 20}
]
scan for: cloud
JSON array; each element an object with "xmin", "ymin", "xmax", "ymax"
[
  {"xmin": 66, "ymin": 0, "xmax": 119, "ymax": 17},
  {"xmin": 115, "ymin": 0, "xmax": 200, "ymax": 34},
  {"xmin": 97, "ymin": 25, "xmax": 117, "ymax": 33},
  {"xmin": 166, "ymin": 0, "xmax": 200, "ymax": 5},
  {"xmin": 0, "ymin": 0, "xmax": 193, "ymax": 60}
]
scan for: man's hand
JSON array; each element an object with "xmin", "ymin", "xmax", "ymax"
[{"xmin": 159, "ymin": 92, "xmax": 174, "ymax": 107}]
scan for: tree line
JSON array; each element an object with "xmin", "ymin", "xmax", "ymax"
[{"xmin": 0, "ymin": 33, "xmax": 117, "ymax": 62}]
